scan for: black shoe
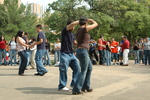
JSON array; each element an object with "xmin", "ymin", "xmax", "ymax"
[
  {"xmin": 34, "ymin": 73, "xmax": 41, "ymax": 76},
  {"xmin": 40, "ymin": 72, "xmax": 48, "ymax": 76},
  {"xmin": 72, "ymin": 92, "xmax": 84, "ymax": 95}
]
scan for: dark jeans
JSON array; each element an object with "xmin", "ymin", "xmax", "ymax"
[
  {"xmin": 73, "ymin": 49, "xmax": 92, "ymax": 93},
  {"xmin": 144, "ymin": 50, "xmax": 150, "ymax": 65},
  {"xmin": 89, "ymin": 50, "xmax": 99, "ymax": 62},
  {"xmin": 139, "ymin": 51, "xmax": 144, "ymax": 64},
  {"xmin": 18, "ymin": 50, "xmax": 28, "ymax": 74},
  {"xmin": 0, "ymin": 49, "xmax": 7, "ymax": 65},
  {"xmin": 111, "ymin": 53, "xmax": 118, "ymax": 61},
  {"xmin": 58, "ymin": 52, "xmax": 80, "ymax": 89},
  {"xmin": 98, "ymin": 50, "xmax": 105, "ymax": 65}
]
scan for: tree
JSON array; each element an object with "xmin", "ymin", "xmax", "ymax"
[
  {"xmin": 85, "ymin": 0, "xmax": 150, "ymax": 41},
  {"xmin": 0, "ymin": 0, "xmax": 38, "ymax": 40}
]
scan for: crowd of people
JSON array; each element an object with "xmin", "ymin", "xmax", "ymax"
[{"xmin": 1, "ymin": 17, "xmax": 150, "ymax": 95}]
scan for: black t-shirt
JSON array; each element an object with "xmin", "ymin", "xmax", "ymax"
[
  {"xmin": 37, "ymin": 31, "xmax": 46, "ymax": 50},
  {"xmin": 61, "ymin": 27, "xmax": 74, "ymax": 54}
]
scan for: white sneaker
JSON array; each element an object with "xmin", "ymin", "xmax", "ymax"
[{"xmin": 59, "ymin": 87, "xmax": 69, "ymax": 91}]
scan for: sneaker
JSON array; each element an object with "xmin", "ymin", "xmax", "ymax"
[
  {"xmin": 114, "ymin": 63, "xmax": 117, "ymax": 65},
  {"xmin": 59, "ymin": 87, "xmax": 69, "ymax": 91}
]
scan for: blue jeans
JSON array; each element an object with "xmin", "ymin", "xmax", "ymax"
[
  {"xmin": 139, "ymin": 51, "xmax": 144, "ymax": 64},
  {"xmin": 98, "ymin": 50, "xmax": 105, "ymax": 65},
  {"xmin": 111, "ymin": 53, "xmax": 118, "ymax": 61},
  {"xmin": 18, "ymin": 50, "xmax": 28, "ymax": 74},
  {"xmin": 10, "ymin": 49, "xmax": 17, "ymax": 65},
  {"xmin": 55, "ymin": 50, "xmax": 60, "ymax": 63},
  {"xmin": 134, "ymin": 50, "xmax": 139, "ymax": 64},
  {"xmin": 0, "ymin": 49, "xmax": 7, "ymax": 65},
  {"xmin": 72, "ymin": 49, "xmax": 92, "ymax": 93},
  {"xmin": 144, "ymin": 50, "xmax": 150, "ymax": 65},
  {"xmin": 35, "ymin": 50, "xmax": 48, "ymax": 74},
  {"xmin": 25, "ymin": 50, "xmax": 31, "ymax": 67},
  {"xmin": 106, "ymin": 50, "xmax": 111, "ymax": 66},
  {"xmin": 44, "ymin": 50, "xmax": 52, "ymax": 65},
  {"xmin": 58, "ymin": 52, "xmax": 80, "ymax": 89}
]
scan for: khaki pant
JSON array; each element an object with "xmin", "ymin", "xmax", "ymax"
[{"xmin": 30, "ymin": 50, "xmax": 36, "ymax": 68}]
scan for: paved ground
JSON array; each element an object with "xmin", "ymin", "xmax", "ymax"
[{"xmin": 0, "ymin": 60, "xmax": 150, "ymax": 100}]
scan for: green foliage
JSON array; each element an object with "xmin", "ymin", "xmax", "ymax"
[
  {"xmin": 43, "ymin": 0, "xmax": 150, "ymax": 43},
  {"xmin": 0, "ymin": 0, "xmax": 38, "ymax": 41}
]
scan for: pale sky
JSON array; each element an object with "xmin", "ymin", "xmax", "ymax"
[{"xmin": 21, "ymin": 0, "xmax": 57, "ymax": 8}]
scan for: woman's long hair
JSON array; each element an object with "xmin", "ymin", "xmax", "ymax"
[
  {"xmin": 15, "ymin": 30, "xmax": 24, "ymax": 42},
  {"xmin": 0, "ymin": 36, "xmax": 5, "ymax": 41}
]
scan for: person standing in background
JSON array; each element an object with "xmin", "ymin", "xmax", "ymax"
[
  {"xmin": 110, "ymin": 38, "xmax": 119, "ymax": 65},
  {"xmin": 120, "ymin": 36, "xmax": 130, "ymax": 66},
  {"xmin": 33, "ymin": 24, "xmax": 48, "ymax": 76},
  {"xmin": 102, "ymin": 38, "xmax": 107, "ymax": 65},
  {"xmin": 97, "ymin": 35, "xmax": 105, "ymax": 65},
  {"xmin": 30, "ymin": 37, "xmax": 37, "ymax": 69},
  {"xmin": 105, "ymin": 41, "xmax": 112, "ymax": 66},
  {"xmin": 133, "ymin": 39, "xmax": 139, "ymax": 64},
  {"xmin": 54, "ymin": 38, "xmax": 61, "ymax": 66},
  {"xmin": 119, "ymin": 36, "xmax": 124, "ymax": 65},
  {"xmin": 138, "ymin": 38, "xmax": 144, "ymax": 64},
  {"xmin": 5, "ymin": 44, "xmax": 10, "ymax": 65},
  {"xmin": 9, "ymin": 37, "xmax": 17, "ymax": 66},
  {"xmin": 143, "ymin": 38, "xmax": 150, "ymax": 65},
  {"xmin": 89, "ymin": 37, "xmax": 98, "ymax": 64},
  {"xmin": 0, "ymin": 36, "xmax": 7, "ymax": 66},
  {"xmin": 43, "ymin": 39, "xmax": 52, "ymax": 66}
]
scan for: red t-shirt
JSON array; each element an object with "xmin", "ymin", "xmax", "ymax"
[
  {"xmin": 0, "ymin": 40, "xmax": 6, "ymax": 49},
  {"xmin": 120, "ymin": 40, "xmax": 130, "ymax": 52},
  {"xmin": 97, "ymin": 39, "xmax": 103, "ymax": 50},
  {"xmin": 110, "ymin": 41, "xmax": 119, "ymax": 53},
  {"xmin": 103, "ymin": 41, "xmax": 107, "ymax": 50}
]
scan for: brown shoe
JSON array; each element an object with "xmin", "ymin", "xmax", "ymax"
[
  {"xmin": 72, "ymin": 92, "xmax": 84, "ymax": 95},
  {"xmin": 81, "ymin": 89, "xmax": 93, "ymax": 92},
  {"xmin": 122, "ymin": 64, "xmax": 129, "ymax": 66}
]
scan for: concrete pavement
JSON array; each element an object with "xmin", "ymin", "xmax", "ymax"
[{"xmin": 0, "ymin": 61, "xmax": 150, "ymax": 100}]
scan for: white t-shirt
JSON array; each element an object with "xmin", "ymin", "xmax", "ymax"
[
  {"xmin": 17, "ymin": 37, "xmax": 26, "ymax": 52},
  {"xmin": 9, "ymin": 41, "xmax": 17, "ymax": 50},
  {"xmin": 54, "ymin": 43, "xmax": 61, "ymax": 51}
]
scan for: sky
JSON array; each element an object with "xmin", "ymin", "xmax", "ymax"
[{"xmin": 21, "ymin": 0, "xmax": 57, "ymax": 8}]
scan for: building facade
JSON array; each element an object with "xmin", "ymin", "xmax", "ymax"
[{"xmin": 28, "ymin": 3, "xmax": 44, "ymax": 18}]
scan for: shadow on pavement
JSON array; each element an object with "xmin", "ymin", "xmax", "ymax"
[
  {"xmin": 0, "ymin": 74, "xmax": 18, "ymax": 76},
  {"xmin": 16, "ymin": 87, "xmax": 71, "ymax": 95}
]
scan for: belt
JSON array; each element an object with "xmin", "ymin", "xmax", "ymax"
[{"xmin": 78, "ymin": 47, "xmax": 88, "ymax": 49}]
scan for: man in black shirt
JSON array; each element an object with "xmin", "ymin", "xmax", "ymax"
[{"xmin": 58, "ymin": 20, "xmax": 80, "ymax": 91}]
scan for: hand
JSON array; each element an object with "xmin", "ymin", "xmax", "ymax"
[
  {"xmin": 87, "ymin": 19, "xmax": 93, "ymax": 23},
  {"xmin": 29, "ymin": 44, "xmax": 34, "ymax": 48},
  {"xmin": 103, "ymin": 45, "xmax": 106, "ymax": 48}
]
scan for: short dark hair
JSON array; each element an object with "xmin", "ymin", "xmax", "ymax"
[
  {"xmin": 79, "ymin": 17, "xmax": 87, "ymax": 26},
  {"xmin": 25, "ymin": 32, "xmax": 29, "ymax": 35},
  {"xmin": 100, "ymin": 35, "xmax": 103, "ymax": 38},
  {"xmin": 67, "ymin": 20, "xmax": 73, "ymax": 25},
  {"xmin": 36, "ymin": 24, "xmax": 42, "ymax": 29}
]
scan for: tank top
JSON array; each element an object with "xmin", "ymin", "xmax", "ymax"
[
  {"xmin": 76, "ymin": 27, "xmax": 90, "ymax": 49},
  {"xmin": 17, "ymin": 37, "xmax": 26, "ymax": 52}
]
